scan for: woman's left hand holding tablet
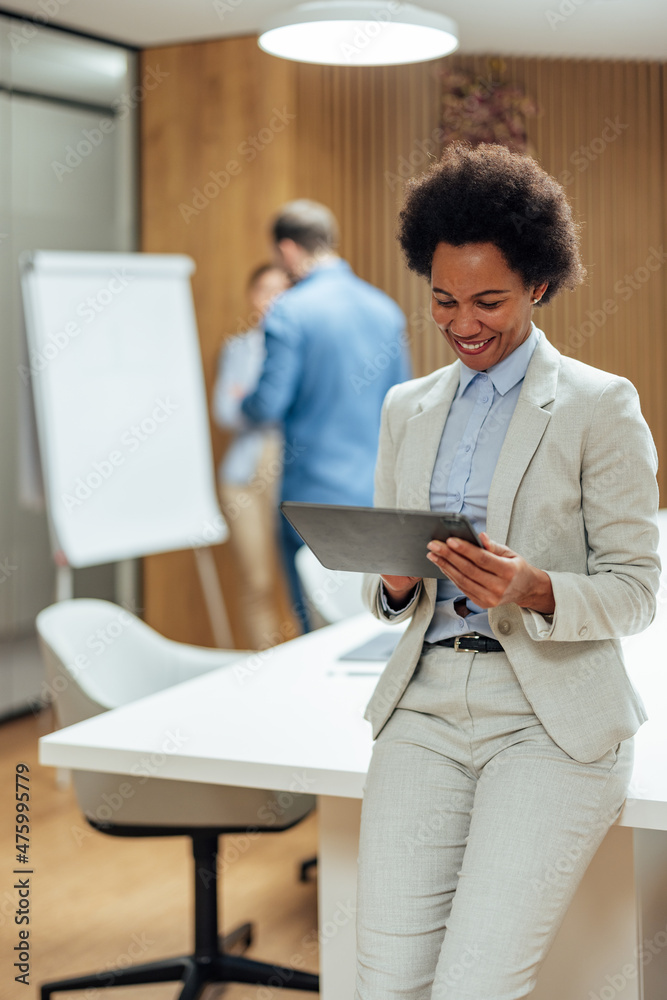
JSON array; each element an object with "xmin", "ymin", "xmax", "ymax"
[{"xmin": 426, "ymin": 532, "xmax": 555, "ymax": 615}]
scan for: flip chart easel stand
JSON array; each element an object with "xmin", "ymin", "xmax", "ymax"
[{"xmin": 193, "ymin": 547, "xmax": 234, "ymax": 648}]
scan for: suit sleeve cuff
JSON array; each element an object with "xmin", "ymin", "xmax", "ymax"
[
  {"xmin": 521, "ymin": 606, "xmax": 556, "ymax": 640},
  {"xmin": 380, "ymin": 582, "xmax": 420, "ymax": 618}
]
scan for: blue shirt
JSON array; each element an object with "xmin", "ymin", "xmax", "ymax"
[
  {"xmin": 423, "ymin": 325, "xmax": 541, "ymax": 640},
  {"xmin": 241, "ymin": 259, "xmax": 411, "ymax": 505}
]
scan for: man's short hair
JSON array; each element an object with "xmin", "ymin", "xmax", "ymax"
[{"xmin": 272, "ymin": 200, "xmax": 339, "ymax": 254}]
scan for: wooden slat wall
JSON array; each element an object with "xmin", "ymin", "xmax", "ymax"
[
  {"xmin": 293, "ymin": 60, "xmax": 443, "ymax": 374},
  {"xmin": 140, "ymin": 38, "xmax": 298, "ymax": 646},
  {"xmin": 141, "ymin": 41, "xmax": 665, "ymax": 646}
]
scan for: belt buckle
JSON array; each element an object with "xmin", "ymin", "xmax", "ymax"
[{"xmin": 454, "ymin": 632, "xmax": 481, "ymax": 652}]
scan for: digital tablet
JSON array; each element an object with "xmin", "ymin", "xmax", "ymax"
[{"xmin": 280, "ymin": 502, "xmax": 482, "ymax": 579}]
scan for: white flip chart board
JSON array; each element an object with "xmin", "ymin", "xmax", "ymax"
[{"xmin": 20, "ymin": 251, "xmax": 228, "ymax": 568}]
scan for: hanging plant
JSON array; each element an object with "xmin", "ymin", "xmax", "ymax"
[{"xmin": 440, "ymin": 63, "xmax": 540, "ymax": 155}]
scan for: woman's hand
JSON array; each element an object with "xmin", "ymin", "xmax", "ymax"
[
  {"xmin": 426, "ymin": 532, "xmax": 555, "ymax": 614},
  {"xmin": 380, "ymin": 574, "xmax": 422, "ymax": 610}
]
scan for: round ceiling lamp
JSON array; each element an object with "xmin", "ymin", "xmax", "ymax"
[{"xmin": 258, "ymin": 1, "xmax": 459, "ymax": 66}]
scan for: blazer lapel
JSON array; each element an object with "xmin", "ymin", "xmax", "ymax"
[
  {"xmin": 397, "ymin": 363, "xmax": 460, "ymax": 511},
  {"xmin": 486, "ymin": 337, "xmax": 561, "ymax": 544}
]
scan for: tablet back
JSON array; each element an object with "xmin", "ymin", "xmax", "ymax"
[{"xmin": 281, "ymin": 502, "xmax": 480, "ymax": 578}]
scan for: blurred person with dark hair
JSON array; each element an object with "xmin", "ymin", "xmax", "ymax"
[
  {"xmin": 213, "ymin": 264, "xmax": 290, "ymax": 648},
  {"xmin": 242, "ymin": 200, "xmax": 412, "ymax": 631}
]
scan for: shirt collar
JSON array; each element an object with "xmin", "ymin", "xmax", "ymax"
[
  {"xmin": 457, "ymin": 324, "xmax": 541, "ymax": 398},
  {"xmin": 297, "ymin": 258, "xmax": 350, "ymax": 285}
]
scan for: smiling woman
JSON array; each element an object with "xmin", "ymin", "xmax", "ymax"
[
  {"xmin": 354, "ymin": 142, "xmax": 661, "ymax": 1000},
  {"xmin": 429, "ymin": 241, "xmax": 546, "ymax": 369}
]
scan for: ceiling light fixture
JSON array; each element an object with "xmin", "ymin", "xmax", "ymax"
[{"xmin": 258, "ymin": 1, "xmax": 459, "ymax": 67}]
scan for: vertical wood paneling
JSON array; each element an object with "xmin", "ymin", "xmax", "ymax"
[
  {"xmin": 293, "ymin": 57, "xmax": 441, "ymax": 375},
  {"xmin": 141, "ymin": 41, "xmax": 665, "ymax": 645},
  {"xmin": 140, "ymin": 38, "xmax": 298, "ymax": 646}
]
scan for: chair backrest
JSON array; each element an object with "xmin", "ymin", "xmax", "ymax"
[
  {"xmin": 36, "ymin": 599, "xmax": 313, "ymax": 830},
  {"xmin": 36, "ymin": 598, "xmax": 241, "ymax": 728},
  {"xmin": 294, "ymin": 545, "xmax": 366, "ymax": 624}
]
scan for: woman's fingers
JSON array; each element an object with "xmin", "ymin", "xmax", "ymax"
[
  {"xmin": 427, "ymin": 536, "xmax": 518, "ymax": 607},
  {"xmin": 426, "ymin": 550, "xmax": 496, "ymax": 605},
  {"xmin": 427, "ymin": 534, "xmax": 552, "ymax": 611},
  {"xmin": 428, "ymin": 538, "xmax": 508, "ymax": 583}
]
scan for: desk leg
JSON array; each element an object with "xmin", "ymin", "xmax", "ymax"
[
  {"xmin": 634, "ymin": 828, "xmax": 667, "ymax": 999},
  {"xmin": 317, "ymin": 796, "xmax": 361, "ymax": 1000},
  {"xmin": 532, "ymin": 826, "xmax": 639, "ymax": 1000}
]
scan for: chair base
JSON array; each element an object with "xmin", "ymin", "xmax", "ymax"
[
  {"xmin": 41, "ymin": 829, "xmax": 319, "ymax": 998},
  {"xmin": 41, "ymin": 939, "xmax": 319, "ymax": 999}
]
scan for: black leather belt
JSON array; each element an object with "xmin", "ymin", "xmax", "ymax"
[{"xmin": 425, "ymin": 633, "xmax": 504, "ymax": 653}]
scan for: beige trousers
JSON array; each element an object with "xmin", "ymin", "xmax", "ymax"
[
  {"xmin": 355, "ymin": 643, "xmax": 634, "ymax": 1000},
  {"xmin": 219, "ymin": 436, "xmax": 284, "ymax": 649}
]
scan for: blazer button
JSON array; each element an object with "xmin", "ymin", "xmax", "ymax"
[
  {"xmin": 578, "ymin": 624, "xmax": 589, "ymax": 637},
  {"xmin": 498, "ymin": 620, "xmax": 512, "ymax": 635}
]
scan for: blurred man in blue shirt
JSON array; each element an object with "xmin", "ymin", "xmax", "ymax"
[{"xmin": 242, "ymin": 200, "xmax": 411, "ymax": 630}]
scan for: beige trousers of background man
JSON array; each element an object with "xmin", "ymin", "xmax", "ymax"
[
  {"xmin": 355, "ymin": 643, "xmax": 634, "ymax": 1000},
  {"xmin": 219, "ymin": 436, "xmax": 284, "ymax": 649}
]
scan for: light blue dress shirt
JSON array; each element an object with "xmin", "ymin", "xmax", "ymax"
[
  {"xmin": 382, "ymin": 325, "xmax": 541, "ymax": 638},
  {"xmin": 425, "ymin": 325, "xmax": 540, "ymax": 639}
]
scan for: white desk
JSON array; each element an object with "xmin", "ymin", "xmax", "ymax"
[{"xmin": 40, "ymin": 610, "xmax": 667, "ymax": 1000}]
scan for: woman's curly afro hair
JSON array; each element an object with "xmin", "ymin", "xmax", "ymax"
[{"xmin": 397, "ymin": 142, "xmax": 585, "ymax": 305}]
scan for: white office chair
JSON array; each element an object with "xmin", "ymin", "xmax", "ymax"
[
  {"xmin": 36, "ymin": 599, "xmax": 318, "ymax": 1000},
  {"xmin": 295, "ymin": 544, "xmax": 366, "ymax": 625}
]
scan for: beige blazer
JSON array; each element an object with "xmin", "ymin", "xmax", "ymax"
[{"xmin": 363, "ymin": 334, "xmax": 661, "ymax": 763}]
